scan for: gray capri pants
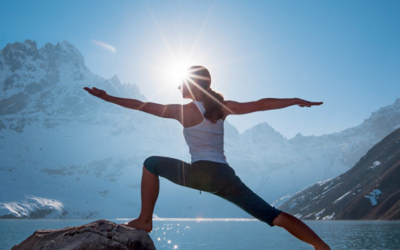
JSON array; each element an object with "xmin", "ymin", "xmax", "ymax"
[{"xmin": 144, "ymin": 156, "xmax": 282, "ymax": 226}]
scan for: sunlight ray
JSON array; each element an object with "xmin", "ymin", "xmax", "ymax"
[
  {"xmin": 187, "ymin": 1, "xmax": 215, "ymax": 63},
  {"xmin": 188, "ymin": 43, "xmax": 218, "ymax": 64},
  {"xmin": 180, "ymin": 97, "xmax": 186, "ymax": 186},
  {"xmin": 163, "ymin": 81, "xmax": 182, "ymax": 104},
  {"xmin": 133, "ymin": 61, "xmax": 188, "ymax": 87},
  {"xmin": 135, "ymin": 1, "xmax": 235, "ymax": 112},
  {"xmin": 133, "ymin": 62, "xmax": 169, "ymax": 73},
  {"xmin": 139, "ymin": 41, "xmax": 174, "ymax": 66},
  {"xmin": 207, "ymin": 52, "xmax": 266, "ymax": 68},
  {"xmin": 129, "ymin": 62, "xmax": 181, "ymax": 102},
  {"xmin": 146, "ymin": 4, "xmax": 178, "ymax": 66},
  {"xmin": 147, "ymin": 83, "xmax": 177, "ymax": 102},
  {"xmin": 185, "ymin": 79, "xmax": 197, "ymax": 102},
  {"xmin": 186, "ymin": 77, "xmax": 234, "ymax": 114}
]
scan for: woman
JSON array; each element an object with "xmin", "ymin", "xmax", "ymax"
[{"xmin": 84, "ymin": 66, "xmax": 330, "ymax": 250}]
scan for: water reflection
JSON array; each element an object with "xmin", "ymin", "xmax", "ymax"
[
  {"xmin": 150, "ymin": 222, "xmax": 195, "ymax": 249},
  {"xmin": 318, "ymin": 221, "xmax": 400, "ymax": 250},
  {"xmin": 1, "ymin": 219, "xmax": 399, "ymax": 250},
  {"xmin": 147, "ymin": 220, "xmax": 400, "ymax": 250}
]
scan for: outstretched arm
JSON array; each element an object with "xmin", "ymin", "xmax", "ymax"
[
  {"xmin": 224, "ymin": 98, "xmax": 323, "ymax": 116},
  {"xmin": 84, "ymin": 87, "xmax": 182, "ymax": 121}
]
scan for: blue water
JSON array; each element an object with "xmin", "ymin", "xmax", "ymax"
[{"xmin": 1, "ymin": 219, "xmax": 400, "ymax": 250}]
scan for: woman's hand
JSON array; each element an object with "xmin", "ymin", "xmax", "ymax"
[
  {"xmin": 296, "ymin": 98, "xmax": 323, "ymax": 107},
  {"xmin": 84, "ymin": 87, "xmax": 108, "ymax": 100}
]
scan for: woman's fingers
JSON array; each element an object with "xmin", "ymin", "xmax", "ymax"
[
  {"xmin": 298, "ymin": 101, "xmax": 323, "ymax": 107},
  {"xmin": 84, "ymin": 87, "xmax": 99, "ymax": 96},
  {"xmin": 84, "ymin": 87, "xmax": 107, "ymax": 99}
]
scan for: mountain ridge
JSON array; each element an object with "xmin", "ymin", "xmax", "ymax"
[{"xmin": 278, "ymin": 127, "xmax": 400, "ymax": 220}]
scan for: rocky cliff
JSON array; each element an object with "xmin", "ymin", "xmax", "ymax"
[
  {"xmin": 12, "ymin": 219, "xmax": 156, "ymax": 250},
  {"xmin": 278, "ymin": 128, "xmax": 400, "ymax": 220}
]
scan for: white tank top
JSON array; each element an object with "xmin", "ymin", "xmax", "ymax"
[{"xmin": 183, "ymin": 101, "xmax": 228, "ymax": 164}]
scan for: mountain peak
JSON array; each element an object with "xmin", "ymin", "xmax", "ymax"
[
  {"xmin": 394, "ymin": 98, "xmax": 400, "ymax": 107},
  {"xmin": 21, "ymin": 39, "xmax": 38, "ymax": 54},
  {"xmin": 0, "ymin": 40, "xmax": 146, "ymax": 126},
  {"xmin": 242, "ymin": 122, "xmax": 285, "ymax": 143},
  {"xmin": 58, "ymin": 40, "xmax": 81, "ymax": 55},
  {"xmin": 39, "ymin": 40, "xmax": 87, "ymax": 71},
  {"xmin": 110, "ymin": 75, "xmax": 121, "ymax": 84},
  {"xmin": 3, "ymin": 40, "xmax": 39, "ymax": 54},
  {"xmin": 1, "ymin": 40, "xmax": 88, "ymax": 74},
  {"xmin": 252, "ymin": 122, "xmax": 274, "ymax": 131},
  {"xmin": 1, "ymin": 40, "xmax": 39, "ymax": 70}
]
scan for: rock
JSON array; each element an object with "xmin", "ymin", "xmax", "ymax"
[{"xmin": 12, "ymin": 219, "xmax": 156, "ymax": 250}]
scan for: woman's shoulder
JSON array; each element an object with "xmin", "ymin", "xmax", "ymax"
[
  {"xmin": 181, "ymin": 102, "xmax": 205, "ymax": 127},
  {"xmin": 183, "ymin": 101, "xmax": 197, "ymax": 110}
]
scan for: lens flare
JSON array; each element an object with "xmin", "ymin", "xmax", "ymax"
[
  {"xmin": 91, "ymin": 39, "xmax": 116, "ymax": 54},
  {"xmin": 169, "ymin": 63, "xmax": 190, "ymax": 85}
]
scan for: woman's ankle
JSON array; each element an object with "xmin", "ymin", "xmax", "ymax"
[{"xmin": 124, "ymin": 218, "xmax": 153, "ymax": 233}]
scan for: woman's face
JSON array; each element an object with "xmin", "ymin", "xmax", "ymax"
[{"xmin": 178, "ymin": 80, "xmax": 195, "ymax": 99}]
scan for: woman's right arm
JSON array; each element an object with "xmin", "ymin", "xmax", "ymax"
[{"xmin": 84, "ymin": 87, "xmax": 183, "ymax": 121}]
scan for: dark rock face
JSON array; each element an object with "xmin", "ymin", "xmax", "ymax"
[
  {"xmin": 12, "ymin": 219, "xmax": 156, "ymax": 250},
  {"xmin": 279, "ymin": 128, "xmax": 400, "ymax": 220}
]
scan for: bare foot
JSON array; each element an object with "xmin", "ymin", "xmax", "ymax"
[{"xmin": 121, "ymin": 218, "xmax": 152, "ymax": 233}]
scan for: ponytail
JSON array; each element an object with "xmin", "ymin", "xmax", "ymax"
[
  {"xmin": 188, "ymin": 65, "xmax": 224, "ymax": 123},
  {"xmin": 203, "ymin": 88, "xmax": 224, "ymax": 123}
]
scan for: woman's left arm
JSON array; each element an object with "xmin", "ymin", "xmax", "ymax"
[{"xmin": 224, "ymin": 98, "xmax": 323, "ymax": 116}]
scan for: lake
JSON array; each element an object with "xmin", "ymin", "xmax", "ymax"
[{"xmin": 1, "ymin": 219, "xmax": 399, "ymax": 250}]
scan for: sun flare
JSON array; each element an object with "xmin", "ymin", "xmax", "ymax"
[
  {"xmin": 91, "ymin": 39, "xmax": 116, "ymax": 54},
  {"xmin": 168, "ymin": 63, "xmax": 190, "ymax": 85}
]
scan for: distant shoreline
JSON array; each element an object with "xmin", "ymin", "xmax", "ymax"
[{"xmin": 1, "ymin": 218, "xmax": 399, "ymax": 221}]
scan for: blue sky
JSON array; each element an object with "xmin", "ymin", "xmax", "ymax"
[{"xmin": 1, "ymin": 0, "xmax": 399, "ymax": 138}]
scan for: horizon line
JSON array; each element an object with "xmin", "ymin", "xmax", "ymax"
[{"xmin": 115, "ymin": 218, "xmax": 258, "ymax": 222}]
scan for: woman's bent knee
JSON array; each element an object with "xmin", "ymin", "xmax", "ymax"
[{"xmin": 143, "ymin": 156, "xmax": 160, "ymax": 175}]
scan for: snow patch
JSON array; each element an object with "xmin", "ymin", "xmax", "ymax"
[
  {"xmin": 272, "ymin": 194, "xmax": 293, "ymax": 207},
  {"xmin": 333, "ymin": 191, "xmax": 351, "ymax": 204},
  {"xmin": 322, "ymin": 182, "xmax": 342, "ymax": 196},
  {"xmin": 365, "ymin": 189, "xmax": 382, "ymax": 206},
  {"xmin": 315, "ymin": 208, "xmax": 326, "ymax": 220},
  {"xmin": 368, "ymin": 161, "xmax": 381, "ymax": 170},
  {"xmin": 322, "ymin": 213, "xmax": 335, "ymax": 220},
  {"xmin": 294, "ymin": 213, "xmax": 302, "ymax": 219},
  {"xmin": 317, "ymin": 178, "xmax": 332, "ymax": 186},
  {"xmin": 0, "ymin": 196, "xmax": 64, "ymax": 218}
]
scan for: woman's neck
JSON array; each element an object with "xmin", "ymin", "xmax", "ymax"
[{"xmin": 191, "ymin": 94, "xmax": 205, "ymax": 102}]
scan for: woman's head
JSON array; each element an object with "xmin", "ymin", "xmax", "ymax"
[
  {"xmin": 179, "ymin": 65, "xmax": 211, "ymax": 100},
  {"xmin": 181, "ymin": 65, "xmax": 225, "ymax": 123},
  {"xmin": 188, "ymin": 65, "xmax": 211, "ymax": 90}
]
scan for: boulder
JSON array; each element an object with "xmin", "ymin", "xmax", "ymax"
[{"xmin": 12, "ymin": 219, "xmax": 156, "ymax": 250}]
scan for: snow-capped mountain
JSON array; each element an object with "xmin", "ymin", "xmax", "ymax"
[
  {"xmin": 1, "ymin": 40, "xmax": 400, "ymax": 219},
  {"xmin": 278, "ymin": 127, "xmax": 400, "ymax": 220},
  {"xmin": 0, "ymin": 40, "xmax": 186, "ymax": 219}
]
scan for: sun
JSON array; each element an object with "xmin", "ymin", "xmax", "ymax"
[{"xmin": 169, "ymin": 63, "xmax": 190, "ymax": 85}]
